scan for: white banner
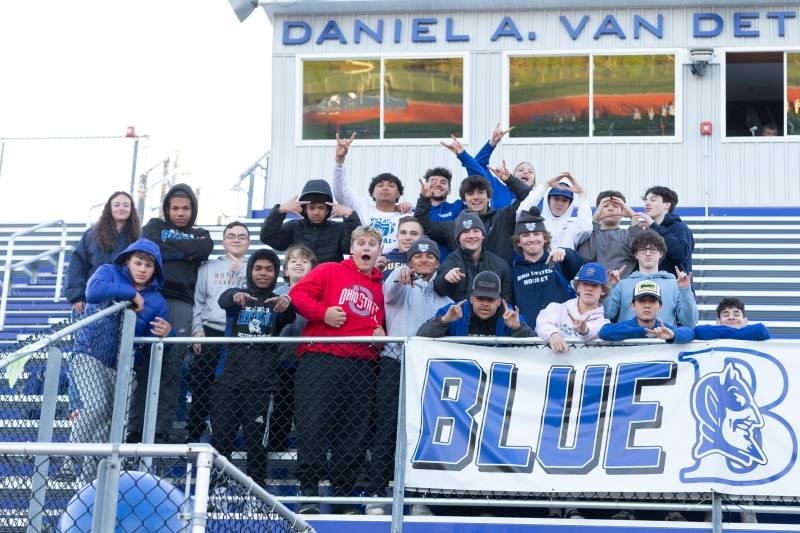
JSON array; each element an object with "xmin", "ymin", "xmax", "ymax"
[{"xmin": 404, "ymin": 338, "xmax": 800, "ymax": 496}]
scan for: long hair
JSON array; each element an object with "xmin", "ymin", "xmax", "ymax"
[{"xmin": 94, "ymin": 191, "xmax": 141, "ymax": 252}]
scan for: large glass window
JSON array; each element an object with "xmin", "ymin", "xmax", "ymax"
[
  {"xmin": 301, "ymin": 57, "xmax": 464, "ymax": 141},
  {"xmin": 383, "ymin": 58, "xmax": 463, "ymax": 139},
  {"xmin": 509, "ymin": 56, "xmax": 590, "ymax": 138},
  {"xmin": 302, "ymin": 59, "xmax": 380, "ymax": 140},
  {"xmin": 725, "ymin": 52, "xmax": 784, "ymax": 137},
  {"xmin": 788, "ymin": 53, "xmax": 800, "ymax": 136},
  {"xmin": 508, "ymin": 54, "xmax": 676, "ymax": 139},
  {"xmin": 593, "ymin": 54, "xmax": 675, "ymax": 137}
]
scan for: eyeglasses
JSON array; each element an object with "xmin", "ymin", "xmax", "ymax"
[
  {"xmin": 224, "ymin": 234, "xmax": 250, "ymax": 241},
  {"xmin": 636, "ymin": 246, "xmax": 661, "ymax": 255}
]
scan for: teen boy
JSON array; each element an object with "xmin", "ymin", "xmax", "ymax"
[
  {"xmin": 599, "ymin": 280, "xmax": 694, "ymax": 343},
  {"xmin": 694, "ymin": 298, "xmax": 771, "ymax": 340},
  {"xmin": 577, "ymin": 191, "xmax": 639, "ymax": 276},
  {"xmin": 377, "ymin": 216, "xmax": 423, "ymax": 280},
  {"xmin": 289, "ymin": 226, "xmax": 386, "ymax": 514}
]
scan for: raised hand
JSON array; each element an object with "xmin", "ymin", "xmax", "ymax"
[
  {"xmin": 375, "ymin": 256, "xmax": 388, "ymax": 271},
  {"xmin": 566, "ymin": 174, "xmax": 585, "ymax": 195},
  {"xmin": 675, "ymin": 267, "xmax": 692, "ymax": 289},
  {"xmin": 444, "ymin": 267, "xmax": 466, "ymax": 284},
  {"xmin": 279, "ymin": 195, "xmax": 308, "ymax": 216},
  {"xmin": 441, "ymin": 300, "xmax": 466, "ymax": 323},
  {"xmin": 397, "ymin": 266, "xmax": 416, "ymax": 286},
  {"xmin": 335, "ymin": 132, "xmax": 356, "ymax": 164},
  {"xmin": 501, "ymin": 299, "xmax": 521, "ymax": 330},
  {"xmin": 546, "ymin": 248, "xmax": 566, "ymax": 266},
  {"xmin": 608, "ymin": 265, "xmax": 627, "ymax": 286},
  {"xmin": 225, "ymin": 253, "xmax": 242, "ymax": 273},
  {"xmin": 645, "ymin": 321, "xmax": 675, "ymax": 340},
  {"xmin": 440, "ymin": 135, "xmax": 464, "ymax": 155},
  {"xmin": 593, "ymin": 196, "xmax": 612, "ymax": 222},
  {"xmin": 549, "ymin": 332, "xmax": 569, "ymax": 354},
  {"xmin": 487, "ymin": 159, "xmax": 511, "ymax": 183},
  {"xmin": 233, "ymin": 292, "xmax": 258, "ymax": 308},
  {"xmin": 418, "ymin": 177, "xmax": 433, "ymax": 199},
  {"xmin": 324, "ymin": 306, "xmax": 347, "ymax": 328},
  {"xmin": 613, "ymin": 197, "xmax": 638, "ymax": 219},
  {"xmin": 396, "ymin": 201, "xmax": 413, "ymax": 214},
  {"xmin": 265, "ymin": 294, "xmax": 291, "ymax": 313},
  {"xmin": 489, "ymin": 122, "xmax": 514, "ymax": 147},
  {"xmin": 547, "ymin": 172, "xmax": 572, "ymax": 189},
  {"xmin": 568, "ymin": 310, "xmax": 589, "ymax": 335},
  {"xmin": 131, "ymin": 292, "xmax": 144, "ymax": 313},
  {"xmin": 149, "ymin": 317, "xmax": 172, "ymax": 338},
  {"xmin": 327, "ymin": 202, "xmax": 353, "ymax": 219},
  {"xmin": 635, "ymin": 211, "xmax": 654, "ymax": 228}
]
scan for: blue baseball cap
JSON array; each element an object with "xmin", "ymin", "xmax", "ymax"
[
  {"xmin": 548, "ymin": 187, "xmax": 574, "ymax": 200},
  {"xmin": 573, "ymin": 262, "xmax": 608, "ymax": 285}
]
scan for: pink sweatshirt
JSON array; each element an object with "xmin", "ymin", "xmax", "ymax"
[{"xmin": 535, "ymin": 298, "xmax": 609, "ymax": 342}]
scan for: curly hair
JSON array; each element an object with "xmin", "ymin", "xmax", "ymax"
[{"xmin": 94, "ymin": 191, "xmax": 140, "ymax": 252}]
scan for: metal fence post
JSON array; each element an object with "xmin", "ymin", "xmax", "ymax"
[
  {"xmin": 26, "ymin": 346, "xmax": 64, "ymax": 533},
  {"xmin": 191, "ymin": 449, "xmax": 213, "ymax": 532},
  {"xmin": 92, "ymin": 454, "xmax": 121, "ymax": 532},
  {"xmin": 390, "ymin": 342, "xmax": 408, "ymax": 533},
  {"xmin": 712, "ymin": 491, "xmax": 723, "ymax": 533},
  {"xmin": 109, "ymin": 309, "xmax": 137, "ymax": 444},
  {"xmin": 141, "ymin": 342, "xmax": 164, "ymax": 470}
]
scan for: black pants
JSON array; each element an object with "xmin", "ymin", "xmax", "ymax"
[
  {"xmin": 294, "ymin": 352, "xmax": 376, "ymax": 497},
  {"xmin": 186, "ymin": 326, "xmax": 224, "ymax": 441},
  {"xmin": 367, "ymin": 356, "xmax": 401, "ymax": 496},
  {"xmin": 212, "ymin": 380, "xmax": 271, "ymax": 482},
  {"xmin": 267, "ymin": 363, "xmax": 296, "ymax": 452},
  {"xmin": 127, "ymin": 342, "xmax": 184, "ymax": 442}
]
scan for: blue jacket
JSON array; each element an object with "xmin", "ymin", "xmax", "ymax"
[
  {"xmin": 65, "ymin": 227, "xmax": 134, "ymax": 303},
  {"xmin": 512, "ymin": 250, "xmax": 583, "ymax": 328},
  {"xmin": 650, "ymin": 213, "xmax": 694, "ymax": 277},
  {"xmin": 694, "ymin": 323, "xmax": 771, "ymax": 341},
  {"xmin": 430, "ymin": 200, "xmax": 463, "ymax": 260},
  {"xmin": 72, "ymin": 239, "xmax": 169, "ymax": 368},
  {"xmin": 599, "ymin": 317, "xmax": 694, "ymax": 344},
  {"xmin": 457, "ymin": 144, "xmax": 516, "ymax": 210},
  {"xmin": 417, "ymin": 300, "xmax": 534, "ymax": 338}
]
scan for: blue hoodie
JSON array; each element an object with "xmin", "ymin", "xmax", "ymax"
[
  {"xmin": 73, "ymin": 238, "xmax": 169, "ymax": 367},
  {"xmin": 694, "ymin": 323, "xmax": 771, "ymax": 341},
  {"xmin": 457, "ymin": 143, "xmax": 515, "ymax": 209},
  {"xmin": 599, "ymin": 317, "xmax": 694, "ymax": 344},
  {"xmin": 603, "ymin": 270, "xmax": 698, "ymax": 327}
]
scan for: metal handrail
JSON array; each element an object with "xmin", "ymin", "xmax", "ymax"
[
  {"xmin": 0, "ymin": 300, "xmax": 130, "ymax": 370},
  {"xmin": 0, "ymin": 219, "xmax": 68, "ymax": 331}
]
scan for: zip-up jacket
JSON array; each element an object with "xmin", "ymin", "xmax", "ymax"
[
  {"xmin": 417, "ymin": 300, "xmax": 534, "ymax": 338},
  {"xmin": 603, "ymin": 270, "xmax": 698, "ymax": 327},
  {"xmin": 599, "ymin": 317, "xmax": 694, "ymax": 343},
  {"xmin": 434, "ymin": 247, "xmax": 513, "ymax": 303},
  {"xmin": 650, "ymin": 213, "xmax": 694, "ymax": 276},
  {"xmin": 66, "ymin": 226, "xmax": 135, "ymax": 303}
]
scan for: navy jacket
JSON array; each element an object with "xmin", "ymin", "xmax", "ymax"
[
  {"xmin": 694, "ymin": 323, "xmax": 771, "ymax": 341},
  {"xmin": 141, "ymin": 184, "xmax": 213, "ymax": 304},
  {"xmin": 434, "ymin": 247, "xmax": 513, "ymax": 304},
  {"xmin": 72, "ymin": 239, "xmax": 169, "ymax": 368},
  {"xmin": 417, "ymin": 300, "xmax": 534, "ymax": 338},
  {"xmin": 430, "ymin": 200, "xmax": 463, "ymax": 260},
  {"xmin": 381, "ymin": 248, "xmax": 408, "ymax": 281},
  {"xmin": 512, "ymin": 249, "xmax": 584, "ymax": 328},
  {"xmin": 599, "ymin": 317, "xmax": 694, "ymax": 343},
  {"xmin": 650, "ymin": 213, "xmax": 694, "ymax": 276},
  {"xmin": 65, "ymin": 227, "xmax": 134, "ymax": 303}
]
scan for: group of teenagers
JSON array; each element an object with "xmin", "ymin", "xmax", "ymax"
[{"xmin": 60, "ymin": 123, "xmax": 770, "ymax": 517}]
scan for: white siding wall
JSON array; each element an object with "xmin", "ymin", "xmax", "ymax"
[{"xmin": 267, "ymin": 6, "xmax": 800, "ymax": 209}]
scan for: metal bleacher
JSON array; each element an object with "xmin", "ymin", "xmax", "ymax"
[{"xmin": 1, "ymin": 215, "xmax": 800, "ymax": 348}]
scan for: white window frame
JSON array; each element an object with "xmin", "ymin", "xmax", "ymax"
[
  {"xmin": 501, "ymin": 48, "xmax": 683, "ymax": 144},
  {"xmin": 295, "ymin": 51, "xmax": 470, "ymax": 146},
  {"xmin": 719, "ymin": 46, "xmax": 800, "ymax": 143}
]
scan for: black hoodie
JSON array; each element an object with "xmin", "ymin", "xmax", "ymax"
[
  {"xmin": 217, "ymin": 249, "xmax": 295, "ymax": 384},
  {"xmin": 141, "ymin": 184, "xmax": 213, "ymax": 303},
  {"xmin": 259, "ymin": 179, "xmax": 361, "ymax": 264}
]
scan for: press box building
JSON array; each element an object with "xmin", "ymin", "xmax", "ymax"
[{"xmin": 261, "ymin": 0, "xmax": 800, "ymax": 212}]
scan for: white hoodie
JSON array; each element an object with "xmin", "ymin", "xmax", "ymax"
[
  {"xmin": 540, "ymin": 186, "xmax": 593, "ymax": 250},
  {"xmin": 535, "ymin": 298, "xmax": 609, "ymax": 342}
]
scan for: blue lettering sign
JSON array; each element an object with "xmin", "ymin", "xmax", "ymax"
[
  {"xmin": 594, "ymin": 15, "xmax": 626, "ymax": 40},
  {"xmin": 412, "ymin": 17, "xmax": 437, "ymax": 43},
  {"xmin": 693, "ymin": 13, "xmax": 724, "ymax": 38},
  {"xmin": 734, "ymin": 12, "xmax": 759, "ymax": 38},
  {"xmin": 412, "ymin": 360, "xmax": 486, "ymax": 470},
  {"xmin": 491, "ymin": 16, "xmax": 523, "ymax": 42},
  {"xmin": 477, "ymin": 363, "xmax": 534, "ymax": 473},
  {"xmin": 282, "ymin": 21, "xmax": 311, "ymax": 45},
  {"xmin": 634, "ymin": 14, "xmax": 664, "ymax": 39},
  {"xmin": 316, "ymin": 20, "xmax": 347, "ymax": 45},
  {"xmin": 767, "ymin": 11, "xmax": 796, "ymax": 37},
  {"xmin": 560, "ymin": 15, "xmax": 590, "ymax": 40},
  {"xmin": 604, "ymin": 361, "xmax": 676, "ymax": 474},
  {"xmin": 446, "ymin": 17, "xmax": 469, "ymax": 42},
  {"xmin": 538, "ymin": 366, "xmax": 611, "ymax": 474},
  {"xmin": 354, "ymin": 19, "xmax": 383, "ymax": 44}
]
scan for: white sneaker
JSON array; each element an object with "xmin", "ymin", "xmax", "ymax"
[
  {"xmin": 411, "ymin": 504, "xmax": 433, "ymax": 516},
  {"xmin": 741, "ymin": 511, "xmax": 758, "ymax": 523},
  {"xmin": 365, "ymin": 496, "xmax": 388, "ymax": 516}
]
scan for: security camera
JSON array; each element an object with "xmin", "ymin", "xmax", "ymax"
[{"xmin": 689, "ymin": 48, "xmax": 714, "ymax": 77}]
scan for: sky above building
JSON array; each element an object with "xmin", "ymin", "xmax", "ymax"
[{"xmin": 0, "ymin": 0, "xmax": 273, "ymax": 224}]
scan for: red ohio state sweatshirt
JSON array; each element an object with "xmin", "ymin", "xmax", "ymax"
[{"xmin": 289, "ymin": 257, "xmax": 385, "ymax": 359}]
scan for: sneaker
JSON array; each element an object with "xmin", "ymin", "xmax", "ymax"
[
  {"xmin": 741, "ymin": 511, "xmax": 758, "ymax": 523},
  {"xmin": 365, "ymin": 495, "xmax": 388, "ymax": 516},
  {"xmin": 565, "ymin": 509, "xmax": 585, "ymax": 519},
  {"xmin": 665, "ymin": 511, "xmax": 687, "ymax": 521},
  {"xmin": 298, "ymin": 503, "xmax": 320, "ymax": 515},
  {"xmin": 547, "ymin": 510, "xmax": 562, "ymax": 518},
  {"xmin": 411, "ymin": 504, "xmax": 433, "ymax": 516},
  {"xmin": 340, "ymin": 506, "xmax": 361, "ymax": 515},
  {"xmin": 611, "ymin": 510, "xmax": 636, "ymax": 520}
]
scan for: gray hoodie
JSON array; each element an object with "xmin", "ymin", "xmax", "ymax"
[
  {"xmin": 191, "ymin": 256, "xmax": 247, "ymax": 334},
  {"xmin": 602, "ymin": 270, "xmax": 698, "ymax": 327},
  {"xmin": 383, "ymin": 267, "xmax": 452, "ymax": 358}
]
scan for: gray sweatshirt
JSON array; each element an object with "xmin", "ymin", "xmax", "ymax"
[
  {"xmin": 191, "ymin": 256, "xmax": 247, "ymax": 334},
  {"xmin": 383, "ymin": 267, "xmax": 452, "ymax": 358},
  {"xmin": 577, "ymin": 223, "xmax": 641, "ymax": 277}
]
